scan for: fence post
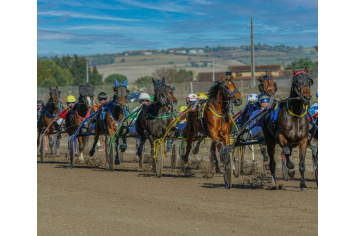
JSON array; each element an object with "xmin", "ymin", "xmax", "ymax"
[{"xmin": 241, "ymin": 80, "xmax": 244, "ymax": 95}]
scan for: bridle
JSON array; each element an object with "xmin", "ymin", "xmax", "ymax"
[
  {"xmin": 260, "ymin": 77, "xmax": 275, "ymax": 94},
  {"xmin": 154, "ymin": 81, "xmax": 171, "ymax": 107},
  {"xmin": 220, "ymin": 78, "xmax": 241, "ymax": 106},
  {"xmin": 114, "ymin": 85, "xmax": 128, "ymax": 109},
  {"xmin": 291, "ymin": 71, "xmax": 313, "ymax": 106}
]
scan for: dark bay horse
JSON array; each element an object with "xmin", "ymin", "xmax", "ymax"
[
  {"xmin": 135, "ymin": 77, "xmax": 177, "ymax": 167},
  {"xmin": 183, "ymin": 75, "xmax": 242, "ymax": 172},
  {"xmin": 65, "ymin": 81, "xmax": 94, "ymax": 162},
  {"xmin": 262, "ymin": 66, "xmax": 313, "ymax": 190},
  {"xmin": 89, "ymin": 80, "xmax": 130, "ymax": 164},
  {"xmin": 37, "ymin": 86, "xmax": 62, "ymax": 155}
]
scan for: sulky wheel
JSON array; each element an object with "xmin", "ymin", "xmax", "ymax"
[
  {"xmin": 106, "ymin": 138, "xmax": 115, "ymax": 172},
  {"xmin": 223, "ymin": 149, "xmax": 234, "ymax": 189},
  {"xmin": 233, "ymin": 146, "xmax": 242, "ymax": 178},
  {"xmin": 154, "ymin": 141, "xmax": 163, "ymax": 178},
  {"xmin": 69, "ymin": 137, "xmax": 76, "ymax": 168},
  {"xmin": 312, "ymin": 146, "xmax": 318, "ymax": 188},
  {"xmin": 118, "ymin": 138, "xmax": 124, "ymax": 164},
  {"xmin": 39, "ymin": 134, "xmax": 45, "ymax": 164},
  {"xmin": 281, "ymin": 156, "xmax": 289, "ymax": 181}
]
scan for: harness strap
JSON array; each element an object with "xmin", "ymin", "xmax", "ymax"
[
  {"xmin": 287, "ymin": 100, "xmax": 308, "ymax": 118},
  {"xmin": 75, "ymin": 108, "xmax": 91, "ymax": 121},
  {"xmin": 293, "ymin": 71, "xmax": 307, "ymax": 78}
]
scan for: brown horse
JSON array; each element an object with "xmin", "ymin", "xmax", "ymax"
[
  {"xmin": 262, "ymin": 66, "xmax": 313, "ymax": 190},
  {"xmin": 37, "ymin": 86, "xmax": 62, "ymax": 155},
  {"xmin": 89, "ymin": 81, "xmax": 130, "ymax": 164},
  {"xmin": 65, "ymin": 81, "xmax": 94, "ymax": 162},
  {"xmin": 135, "ymin": 77, "xmax": 177, "ymax": 168},
  {"xmin": 183, "ymin": 75, "xmax": 242, "ymax": 172}
]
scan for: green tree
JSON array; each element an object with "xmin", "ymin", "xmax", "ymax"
[
  {"xmin": 105, "ymin": 73, "xmax": 127, "ymax": 84},
  {"xmin": 286, "ymin": 57, "xmax": 318, "ymax": 70},
  {"xmin": 89, "ymin": 66, "xmax": 104, "ymax": 85},
  {"xmin": 134, "ymin": 76, "xmax": 151, "ymax": 88}
]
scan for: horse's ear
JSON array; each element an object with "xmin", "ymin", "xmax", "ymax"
[
  {"xmin": 219, "ymin": 76, "xmax": 226, "ymax": 82},
  {"xmin": 304, "ymin": 66, "xmax": 309, "ymax": 73},
  {"xmin": 258, "ymin": 76, "xmax": 263, "ymax": 83},
  {"xmin": 291, "ymin": 66, "xmax": 297, "ymax": 74},
  {"xmin": 162, "ymin": 77, "xmax": 166, "ymax": 83},
  {"xmin": 49, "ymin": 86, "xmax": 52, "ymax": 91},
  {"xmin": 75, "ymin": 81, "xmax": 81, "ymax": 86},
  {"xmin": 56, "ymin": 85, "xmax": 59, "ymax": 90},
  {"xmin": 230, "ymin": 74, "xmax": 235, "ymax": 80},
  {"xmin": 152, "ymin": 78, "xmax": 156, "ymax": 84}
]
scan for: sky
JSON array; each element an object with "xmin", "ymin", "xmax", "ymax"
[{"xmin": 37, "ymin": 0, "xmax": 318, "ymax": 55}]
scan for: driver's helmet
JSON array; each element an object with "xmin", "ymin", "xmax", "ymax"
[
  {"xmin": 139, "ymin": 93, "xmax": 150, "ymax": 101},
  {"xmin": 247, "ymin": 94, "xmax": 258, "ymax": 103},
  {"xmin": 258, "ymin": 93, "xmax": 270, "ymax": 103},
  {"xmin": 37, "ymin": 100, "xmax": 44, "ymax": 107},
  {"xmin": 98, "ymin": 92, "xmax": 108, "ymax": 100},
  {"xmin": 197, "ymin": 93, "xmax": 208, "ymax": 100},
  {"xmin": 186, "ymin": 94, "xmax": 198, "ymax": 104},
  {"xmin": 66, "ymin": 95, "xmax": 76, "ymax": 103}
]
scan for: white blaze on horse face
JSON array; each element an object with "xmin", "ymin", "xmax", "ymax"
[{"xmin": 86, "ymin": 96, "xmax": 92, "ymax": 107}]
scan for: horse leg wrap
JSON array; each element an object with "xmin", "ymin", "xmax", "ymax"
[
  {"xmin": 120, "ymin": 143, "xmax": 127, "ymax": 152},
  {"xmin": 260, "ymin": 147, "xmax": 268, "ymax": 162},
  {"xmin": 283, "ymin": 146, "xmax": 291, "ymax": 155},
  {"xmin": 79, "ymin": 144, "xmax": 85, "ymax": 149}
]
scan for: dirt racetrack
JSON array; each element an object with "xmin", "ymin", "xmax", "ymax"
[{"xmin": 38, "ymin": 138, "xmax": 318, "ymax": 236}]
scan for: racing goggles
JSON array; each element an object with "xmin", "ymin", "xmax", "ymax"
[
  {"xmin": 140, "ymin": 99, "xmax": 149, "ymax": 103},
  {"xmin": 99, "ymin": 98, "xmax": 107, "ymax": 101},
  {"xmin": 260, "ymin": 98, "xmax": 270, "ymax": 103},
  {"xmin": 67, "ymin": 102, "xmax": 75, "ymax": 105}
]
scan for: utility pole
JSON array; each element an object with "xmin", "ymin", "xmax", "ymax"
[
  {"xmin": 251, "ymin": 18, "xmax": 255, "ymax": 88},
  {"xmin": 86, "ymin": 60, "xmax": 89, "ymax": 83},
  {"xmin": 212, "ymin": 58, "xmax": 215, "ymax": 82}
]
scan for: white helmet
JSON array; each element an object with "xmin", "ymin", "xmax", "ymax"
[
  {"xmin": 247, "ymin": 94, "xmax": 258, "ymax": 103},
  {"xmin": 186, "ymin": 94, "xmax": 198, "ymax": 104},
  {"xmin": 139, "ymin": 93, "xmax": 150, "ymax": 100}
]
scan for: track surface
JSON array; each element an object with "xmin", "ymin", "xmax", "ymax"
[{"xmin": 38, "ymin": 141, "xmax": 317, "ymax": 236}]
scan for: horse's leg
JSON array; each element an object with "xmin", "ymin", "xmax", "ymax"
[
  {"xmin": 279, "ymin": 134, "xmax": 294, "ymax": 170},
  {"xmin": 89, "ymin": 133, "xmax": 99, "ymax": 157},
  {"xmin": 299, "ymin": 138, "xmax": 308, "ymax": 191},
  {"xmin": 260, "ymin": 144, "xmax": 269, "ymax": 170},
  {"xmin": 182, "ymin": 130, "xmax": 195, "ymax": 163},
  {"xmin": 192, "ymin": 139, "xmax": 202, "ymax": 155},
  {"xmin": 114, "ymin": 136, "xmax": 120, "ymax": 164},
  {"xmin": 210, "ymin": 142, "xmax": 220, "ymax": 173},
  {"xmin": 48, "ymin": 135, "xmax": 54, "ymax": 156},
  {"xmin": 77, "ymin": 136, "xmax": 85, "ymax": 162},
  {"xmin": 266, "ymin": 139, "xmax": 277, "ymax": 190},
  {"xmin": 120, "ymin": 136, "xmax": 127, "ymax": 153}
]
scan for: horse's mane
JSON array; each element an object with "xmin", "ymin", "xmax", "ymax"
[{"xmin": 208, "ymin": 81, "xmax": 222, "ymax": 99}]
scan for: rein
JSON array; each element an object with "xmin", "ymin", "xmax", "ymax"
[{"xmin": 75, "ymin": 108, "xmax": 91, "ymax": 121}]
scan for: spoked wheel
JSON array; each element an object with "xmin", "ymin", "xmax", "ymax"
[
  {"xmin": 106, "ymin": 138, "xmax": 115, "ymax": 172},
  {"xmin": 312, "ymin": 146, "xmax": 318, "ymax": 188},
  {"xmin": 39, "ymin": 134, "xmax": 45, "ymax": 164},
  {"xmin": 69, "ymin": 138, "xmax": 76, "ymax": 168},
  {"xmin": 223, "ymin": 150, "xmax": 234, "ymax": 189},
  {"xmin": 171, "ymin": 142, "xmax": 179, "ymax": 169},
  {"xmin": 118, "ymin": 138, "xmax": 124, "ymax": 163},
  {"xmin": 281, "ymin": 153, "xmax": 289, "ymax": 181},
  {"xmin": 155, "ymin": 141, "xmax": 163, "ymax": 178},
  {"xmin": 233, "ymin": 146, "xmax": 242, "ymax": 178}
]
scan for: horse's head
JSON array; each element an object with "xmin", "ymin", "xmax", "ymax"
[
  {"xmin": 152, "ymin": 77, "xmax": 176, "ymax": 106},
  {"xmin": 258, "ymin": 75, "xmax": 277, "ymax": 95},
  {"xmin": 113, "ymin": 79, "xmax": 129, "ymax": 109},
  {"xmin": 49, "ymin": 86, "xmax": 61, "ymax": 104},
  {"xmin": 77, "ymin": 81, "xmax": 95, "ymax": 108},
  {"xmin": 219, "ymin": 75, "xmax": 243, "ymax": 106},
  {"xmin": 291, "ymin": 66, "xmax": 314, "ymax": 105}
]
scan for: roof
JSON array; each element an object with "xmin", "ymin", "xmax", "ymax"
[{"xmin": 229, "ymin": 64, "xmax": 281, "ymax": 72}]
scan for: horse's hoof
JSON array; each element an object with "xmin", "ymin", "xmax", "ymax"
[
  {"xmin": 267, "ymin": 185, "xmax": 278, "ymax": 190},
  {"xmin": 287, "ymin": 161, "xmax": 294, "ymax": 169},
  {"xmin": 288, "ymin": 169, "xmax": 295, "ymax": 178},
  {"xmin": 115, "ymin": 158, "xmax": 121, "ymax": 165},
  {"xmin": 181, "ymin": 155, "xmax": 188, "ymax": 163},
  {"xmin": 89, "ymin": 150, "xmax": 95, "ymax": 157},
  {"xmin": 263, "ymin": 161, "xmax": 270, "ymax": 170},
  {"xmin": 300, "ymin": 187, "xmax": 308, "ymax": 192},
  {"xmin": 192, "ymin": 148, "xmax": 199, "ymax": 155},
  {"xmin": 215, "ymin": 166, "xmax": 221, "ymax": 174}
]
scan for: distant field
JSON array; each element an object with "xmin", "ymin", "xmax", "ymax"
[{"xmin": 96, "ymin": 49, "xmax": 317, "ymax": 82}]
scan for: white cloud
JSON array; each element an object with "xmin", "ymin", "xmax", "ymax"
[{"xmin": 37, "ymin": 11, "xmax": 141, "ymax": 22}]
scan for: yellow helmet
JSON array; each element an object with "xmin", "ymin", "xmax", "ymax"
[
  {"xmin": 198, "ymin": 93, "xmax": 208, "ymax": 100},
  {"xmin": 66, "ymin": 95, "xmax": 76, "ymax": 103},
  {"xmin": 179, "ymin": 106, "xmax": 188, "ymax": 113}
]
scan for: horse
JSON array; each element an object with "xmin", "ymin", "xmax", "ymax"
[
  {"xmin": 237, "ymin": 75, "xmax": 278, "ymax": 171},
  {"xmin": 262, "ymin": 66, "xmax": 313, "ymax": 190},
  {"xmin": 37, "ymin": 86, "xmax": 62, "ymax": 155},
  {"xmin": 182, "ymin": 75, "xmax": 242, "ymax": 172},
  {"xmin": 89, "ymin": 80, "xmax": 130, "ymax": 165},
  {"xmin": 65, "ymin": 81, "xmax": 94, "ymax": 162},
  {"xmin": 135, "ymin": 77, "xmax": 177, "ymax": 168}
]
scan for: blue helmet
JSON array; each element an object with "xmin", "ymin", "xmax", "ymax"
[{"xmin": 316, "ymin": 90, "xmax": 318, "ymax": 99}]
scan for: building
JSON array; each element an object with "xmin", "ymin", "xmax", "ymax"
[
  {"xmin": 189, "ymin": 50, "xmax": 197, "ymax": 54},
  {"xmin": 197, "ymin": 49, "xmax": 204, "ymax": 54},
  {"xmin": 169, "ymin": 49, "xmax": 175, "ymax": 53},
  {"xmin": 176, "ymin": 50, "xmax": 187, "ymax": 54},
  {"xmin": 196, "ymin": 72, "xmax": 227, "ymax": 82},
  {"xmin": 228, "ymin": 64, "xmax": 284, "ymax": 78},
  {"xmin": 143, "ymin": 51, "xmax": 152, "ymax": 55}
]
